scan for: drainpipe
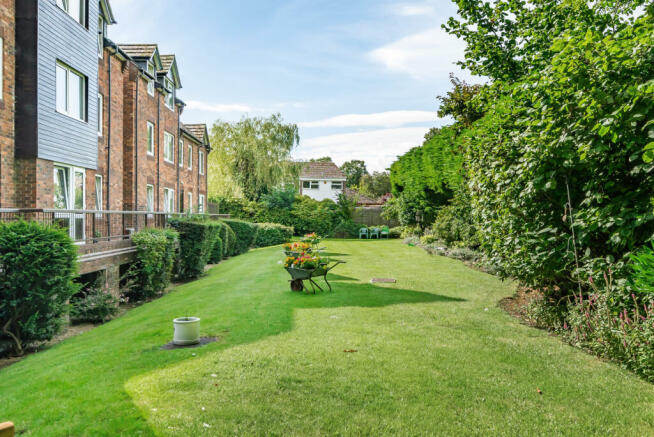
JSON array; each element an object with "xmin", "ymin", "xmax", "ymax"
[
  {"xmin": 134, "ymin": 71, "xmax": 139, "ymax": 210},
  {"xmin": 106, "ymin": 54, "xmax": 112, "ymax": 211},
  {"xmin": 176, "ymin": 104, "xmax": 180, "ymax": 212},
  {"xmin": 156, "ymin": 89, "xmax": 160, "ymax": 210}
]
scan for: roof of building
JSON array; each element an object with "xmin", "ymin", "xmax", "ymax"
[
  {"xmin": 158, "ymin": 54, "xmax": 182, "ymax": 88},
  {"xmin": 117, "ymin": 44, "xmax": 157, "ymax": 59},
  {"xmin": 100, "ymin": 0, "xmax": 117, "ymax": 24},
  {"xmin": 300, "ymin": 161, "xmax": 346, "ymax": 180},
  {"xmin": 182, "ymin": 124, "xmax": 211, "ymax": 150},
  {"xmin": 159, "ymin": 55, "xmax": 175, "ymax": 72}
]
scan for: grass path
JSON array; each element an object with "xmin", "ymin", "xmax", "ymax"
[{"xmin": 1, "ymin": 240, "xmax": 654, "ymax": 436}]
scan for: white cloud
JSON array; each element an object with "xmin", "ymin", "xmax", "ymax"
[
  {"xmin": 185, "ymin": 100, "xmax": 254, "ymax": 113},
  {"xmin": 299, "ymin": 110, "xmax": 438, "ymax": 128},
  {"xmin": 393, "ymin": 2, "xmax": 437, "ymax": 16},
  {"xmin": 369, "ymin": 27, "xmax": 469, "ymax": 81},
  {"xmin": 295, "ymin": 127, "xmax": 434, "ymax": 172}
]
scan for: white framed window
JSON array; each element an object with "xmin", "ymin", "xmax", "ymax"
[
  {"xmin": 98, "ymin": 17, "xmax": 104, "ymax": 58},
  {"xmin": 187, "ymin": 145, "xmax": 192, "ymax": 169},
  {"xmin": 163, "ymin": 188, "xmax": 175, "ymax": 213},
  {"xmin": 164, "ymin": 131, "xmax": 174, "ymax": 163},
  {"xmin": 178, "ymin": 139, "xmax": 183, "ymax": 167},
  {"xmin": 146, "ymin": 61, "xmax": 155, "ymax": 96},
  {"xmin": 199, "ymin": 194, "xmax": 205, "ymax": 213},
  {"xmin": 302, "ymin": 180, "xmax": 319, "ymax": 189},
  {"xmin": 56, "ymin": 62, "xmax": 87, "ymax": 122},
  {"xmin": 56, "ymin": 0, "xmax": 87, "ymax": 27},
  {"xmin": 187, "ymin": 192, "xmax": 193, "ymax": 213},
  {"xmin": 97, "ymin": 93, "xmax": 103, "ymax": 136},
  {"xmin": 95, "ymin": 175, "xmax": 103, "ymax": 211},
  {"xmin": 164, "ymin": 78, "xmax": 174, "ymax": 110},
  {"xmin": 146, "ymin": 121, "xmax": 154, "ymax": 155},
  {"xmin": 331, "ymin": 181, "xmax": 343, "ymax": 190},
  {"xmin": 54, "ymin": 165, "xmax": 85, "ymax": 210},
  {"xmin": 199, "ymin": 150, "xmax": 205, "ymax": 175},
  {"xmin": 146, "ymin": 184, "xmax": 154, "ymax": 211}
]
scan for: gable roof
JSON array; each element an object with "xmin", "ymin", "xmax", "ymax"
[
  {"xmin": 182, "ymin": 124, "xmax": 211, "ymax": 150},
  {"xmin": 117, "ymin": 44, "xmax": 157, "ymax": 59},
  {"xmin": 300, "ymin": 161, "xmax": 346, "ymax": 180},
  {"xmin": 158, "ymin": 54, "xmax": 182, "ymax": 89},
  {"xmin": 99, "ymin": 0, "xmax": 117, "ymax": 24}
]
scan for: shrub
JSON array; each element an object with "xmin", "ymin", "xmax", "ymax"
[
  {"xmin": 223, "ymin": 219, "xmax": 258, "ymax": 255},
  {"xmin": 70, "ymin": 279, "xmax": 118, "ymax": 324},
  {"xmin": 123, "ymin": 228, "xmax": 178, "ymax": 300},
  {"xmin": 332, "ymin": 220, "xmax": 363, "ymax": 238},
  {"xmin": 431, "ymin": 189, "xmax": 478, "ymax": 248},
  {"xmin": 253, "ymin": 223, "xmax": 293, "ymax": 247},
  {"xmin": 169, "ymin": 218, "xmax": 221, "ymax": 279},
  {"xmin": 630, "ymin": 242, "xmax": 654, "ymax": 296},
  {"xmin": 420, "ymin": 234, "xmax": 439, "ymax": 245},
  {"xmin": 389, "ymin": 227, "xmax": 403, "ymax": 238},
  {"xmin": 0, "ymin": 221, "xmax": 78, "ymax": 356},
  {"xmin": 210, "ymin": 236, "xmax": 224, "ymax": 264},
  {"xmin": 223, "ymin": 224, "xmax": 237, "ymax": 257}
]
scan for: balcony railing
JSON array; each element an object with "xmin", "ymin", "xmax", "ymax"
[{"xmin": 0, "ymin": 209, "xmax": 229, "ymax": 244}]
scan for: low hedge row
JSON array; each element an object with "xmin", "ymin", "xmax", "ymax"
[
  {"xmin": 223, "ymin": 219, "xmax": 258, "ymax": 255},
  {"xmin": 169, "ymin": 218, "xmax": 222, "ymax": 280},
  {"xmin": 253, "ymin": 222, "xmax": 293, "ymax": 247}
]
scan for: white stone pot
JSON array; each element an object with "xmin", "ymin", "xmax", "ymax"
[{"xmin": 173, "ymin": 317, "xmax": 201, "ymax": 345}]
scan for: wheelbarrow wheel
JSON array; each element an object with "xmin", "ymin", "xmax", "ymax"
[{"xmin": 290, "ymin": 279, "xmax": 304, "ymax": 292}]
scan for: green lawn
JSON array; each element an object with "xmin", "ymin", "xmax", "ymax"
[{"xmin": 1, "ymin": 240, "xmax": 654, "ymax": 436}]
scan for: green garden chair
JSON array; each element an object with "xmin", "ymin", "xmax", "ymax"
[
  {"xmin": 380, "ymin": 225, "xmax": 390, "ymax": 238},
  {"xmin": 369, "ymin": 227, "xmax": 380, "ymax": 239},
  {"xmin": 359, "ymin": 227, "xmax": 369, "ymax": 239}
]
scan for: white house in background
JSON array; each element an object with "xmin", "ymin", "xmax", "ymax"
[{"xmin": 299, "ymin": 161, "xmax": 347, "ymax": 202}]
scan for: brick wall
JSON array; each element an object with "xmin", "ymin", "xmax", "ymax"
[{"xmin": 0, "ymin": 0, "xmax": 14, "ymax": 207}]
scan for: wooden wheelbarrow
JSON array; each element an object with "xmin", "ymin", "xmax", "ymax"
[{"xmin": 285, "ymin": 260, "xmax": 345, "ymax": 293}]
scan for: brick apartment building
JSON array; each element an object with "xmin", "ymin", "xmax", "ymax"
[{"xmin": 0, "ymin": 0, "xmax": 210, "ymax": 217}]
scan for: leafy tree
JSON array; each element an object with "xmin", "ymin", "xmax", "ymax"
[
  {"xmin": 437, "ymin": 74, "xmax": 484, "ymax": 127},
  {"xmin": 340, "ymin": 160, "xmax": 368, "ymax": 187},
  {"xmin": 359, "ymin": 171, "xmax": 391, "ymax": 198},
  {"xmin": 310, "ymin": 157, "xmax": 333, "ymax": 162},
  {"xmin": 208, "ymin": 113, "xmax": 300, "ymax": 200}
]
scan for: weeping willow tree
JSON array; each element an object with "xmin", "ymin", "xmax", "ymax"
[{"xmin": 208, "ymin": 113, "xmax": 300, "ymax": 200}]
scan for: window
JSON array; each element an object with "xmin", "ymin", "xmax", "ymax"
[
  {"xmin": 178, "ymin": 139, "xmax": 184, "ymax": 167},
  {"xmin": 146, "ymin": 61, "xmax": 155, "ymax": 96},
  {"xmin": 56, "ymin": 62, "xmax": 87, "ymax": 121},
  {"xmin": 56, "ymin": 0, "xmax": 87, "ymax": 27},
  {"xmin": 95, "ymin": 175, "xmax": 103, "ymax": 211},
  {"xmin": 163, "ymin": 188, "xmax": 174, "ymax": 213},
  {"xmin": 331, "ymin": 181, "xmax": 343, "ymax": 190},
  {"xmin": 187, "ymin": 145, "xmax": 192, "ymax": 169},
  {"xmin": 53, "ymin": 165, "xmax": 85, "ymax": 210},
  {"xmin": 187, "ymin": 192, "xmax": 193, "ymax": 213},
  {"xmin": 164, "ymin": 78, "xmax": 174, "ymax": 110},
  {"xmin": 164, "ymin": 132, "xmax": 174, "ymax": 163},
  {"xmin": 97, "ymin": 93, "xmax": 103, "ymax": 136},
  {"xmin": 98, "ymin": 17, "xmax": 104, "ymax": 58},
  {"xmin": 146, "ymin": 184, "xmax": 154, "ymax": 211},
  {"xmin": 146, "ymin": 121, "xmax": 154, "ymax": 155},
  {"xmin": 302, "ymin": 180, "xmax": 319, "ymax": 189},
  {"xmin": 199, "ymin": 195, "xmax": 205, "ymax": 214},
  {"xmin": 199, "ymin": 150, "xmax": 205, "ymax": 175}
]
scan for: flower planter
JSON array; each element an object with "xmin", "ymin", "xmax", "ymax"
[{"xmin": 173, "ymin": 317, "xmax": 201, "ymax": 345}]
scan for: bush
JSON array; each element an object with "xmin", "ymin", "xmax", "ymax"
[
  {"xmin": 123, "ymin": 228, "xmax": 178, "ymax": 300},
  {"xmin": 389, "ymin": 227, "xmax": 403, "ymax": 238},
  {"xmin": 210, "ymin": 236, "xmax": 224, "ymax": 264},
  {"xmin": 431, "ymin": 189, "xmax": 478, "ymax": 248},
  {"xmin": 70, "ymin": 279, "xmax": 118, "ymax": 324},
  {"xmin": 223, "ymin": 219, "xmax": 258, "ymax": 255},
  {"xmin": 332, "ymin": 220, "xmax": 363, "ymax": 238},
  {"xmin": 169, "ymin": 218, "xmax": 221, "ymax": 279},
  {"xmin": 630, "ymin": 242, "xmax": 654, "ymax": 296},
  {"xmin": 253, "ymin": 223, "xmax": 293, "ymax": 247},
  {"xmin": 0, "ymin": 221, "xmax": 78, "ymax": 356}
]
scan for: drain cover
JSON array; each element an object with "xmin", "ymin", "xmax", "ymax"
[
  {"xmin": 370, "ymin": 278, "xmax": 396, "ymax": 283},
  {"xmin": 160, "ymin": 336, "xmax": 218, "ymax": 350}
]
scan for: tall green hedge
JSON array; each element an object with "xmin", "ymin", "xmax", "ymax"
[
  {"xmin": 253, "ymin": 222, "xmax": 293, "ymax": 247},
  {"xmin": 123, "ymin": 228, "xmax": 178, "ymax": 300},
  {"xmin": 169, "ymin": 218, "xmax": 222, "ymax": 279},
  {"xmin": 0, "ymin": 221, "xmax": 78, "ymax": 356},
  {"xmin": 210, "ymin": 236, "xmax": 224, "ymax": 264},
  {"xmin": 223, "ymin": 219, "xmax": 258, "ymax": 255}
]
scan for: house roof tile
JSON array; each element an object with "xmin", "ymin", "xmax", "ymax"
[
  {"xmin": 117, "ymin": 44, "xmax": 157, "ymax": 59},
  {"xmin": 300, "ymin": 161, "xmax": 346, "ymax": 180}
]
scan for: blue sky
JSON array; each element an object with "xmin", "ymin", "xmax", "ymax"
[{"xmin": 109, "ymin": 0, "xmax": 471, "ymax": 171}]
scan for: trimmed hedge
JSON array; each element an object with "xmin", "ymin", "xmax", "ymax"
[
  {"xmin": 223, "ymin": 219, "xmax": 258, "ymax": 255},
  {"xmin": 253, "ymin": 222, "xmax": 293, "ymax": 247},
  {"xmin": 169, "ymin": 218, "xmax": 222, "ymax": 279},
  {"xmin": 0, "ymin": 220, "xmax": 78, "ymax": 356},
  {"xmin": 210, "ymin": 236, "xmax": 224, "ymax": 264},
  {"xmin": 123, "ymin": 228, "xmax": 178, "ymax": 300}
]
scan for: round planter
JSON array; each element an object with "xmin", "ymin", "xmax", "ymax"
[{"xmin": 173, "ymin": 317, "xmax": 200, "ymax": 345}]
